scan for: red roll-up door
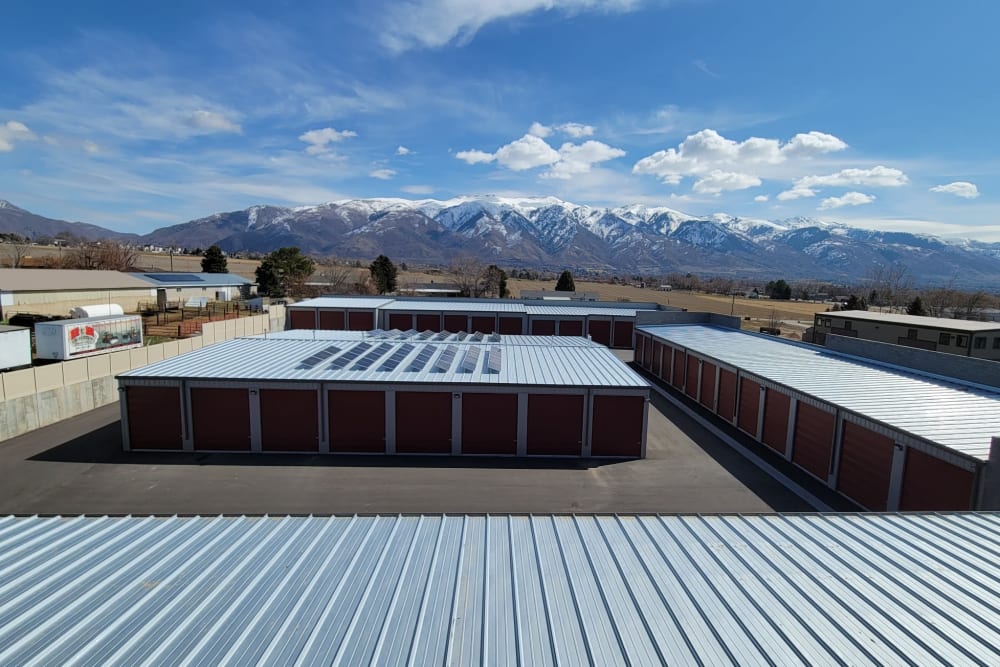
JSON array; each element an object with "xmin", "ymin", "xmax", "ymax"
[
  {"xmin": 416, "ymin": 313, "xmax": 441, "ymax": 332},
  {"xmin": 348, "ymin": 311, "xmax": 375, "ymax": 331},
  {"xmin": 837, "ymin": 421, "xmax": 895, "ymax": 510},
  {"xmin": 612, "ymin": 320, "xmax": 634, "ymax": 349},
  {"xmin": 289, "ymin": 309, "xmax": 315, "ymax": 329},
  {"xmin": 699, "ymin": 362, "xmax": 717, "ymax": 409},
  {"xmin": 588, "ymin": 319, "xmax": 611, "ymax": 346},
  {"xmin": 126, "ymin": 385, "xmax": 183, "ymax": 450},
  {"xmin": 319, "ymin": 310, "xmax": 345, "ymax": 330},
  {"xmin": 792, "ymin": 402, "xmax": 835, "ymax": 480},
  {"xmin": 388, "ymin": 313, "xmax": 412, "ymax": 330},
  {"xmin": 526, "ymin": 394, "xmax": 584, "ymax": 456},
  {"xmin": 717, "ymin": 370, "xmax": 737, "ymax": 421},
  {"xmin": 642, "ymin": 336, "xmax": 653, "ymax": 370},
  {"xmin": 685, "ymin": 355, "xmax": 699, "ymax": 398},
  {"xmin": 761, "ymin": 389, "xmax": 791, "ymax": 453},
  {"xmin": 560, "ymin": 320, "xmax": 583, "ymax": 337},
  {"xmin": 661, "ymin": 345, "xmax": 673, "ymax": 381},
  {"xmin": 443, "ymin": 314, "xmax": 467, "ymax": 332},
  {"xmin": 396, "ymin": 392, "xmax": 452, "ymax": 453},
  {"xmin": 634, "ymin": 334, "xmax": 646, "ymax": 366},
  {"xmin": 260, "ymin": 388, "xmax": 319, "ymax": 452},
  {"xmin": 899, "ymin": 448, "xmax": 975, "ymax": 511},
  {"xmin": 531, "ymin": 319, "xmax": 556, "ymax": 335},
  {"xmin": 591, "ymin": 395, "xmax": 644, "ymax": 457},
  {"xmin": 672, "ymin": 349, "xmax": 685, "ymax": 387},
  {"xmin": 470, "ymin": 315, "xmax": 496, "ymax": 334},
  {"xmin": 329, "ymin": 390, "xmax": 385, "ymax": 453},
  {"xmin": 498, "ymin": 317, "xmax": 523, "ymax": 335},
  {"xmin": 461, "ymin": 393, "xmax": 517, "ymax": 455},
  {"xmin": 737, "ymin": 378, "xmax": 761, "ymax": 436},
  {"xmin": 191, "ymin": 387, "xmax": 250, "ymax": 450}
]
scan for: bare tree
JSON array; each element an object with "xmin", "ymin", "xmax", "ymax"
[
  {"xmin": 1, "ymin": 234, "xmax": 31, "ymax": 267},
  {"xmin": 450, "ymin": 257, "xmax": 487, "ymax": 297},
  {"xmin": 65, "ymin": 241, "xmax": 139, "ymax": 271},
  {"xmin": 865, "ymin": 263, "xmax": 912, "ymax": 312}
]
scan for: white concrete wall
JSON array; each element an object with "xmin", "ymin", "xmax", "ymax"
[{"xmin": 0, "ymin": 305, "xmax": 284, "ymax": 443}]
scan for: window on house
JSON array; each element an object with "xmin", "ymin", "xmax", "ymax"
[
  {"xmin": 956, "ymin": 335, "xmax": 968, "ymax": 347},
  {"xmin": 843, "ymin": 321, "xmax": 852, "ymax": 331},
  {"xmin": 974, "ymin": 337, "xmax": 986, "ymax": 349},
  {"xmin": 939, "ymin": 333, "xmax": 951, "ymax": 345}
]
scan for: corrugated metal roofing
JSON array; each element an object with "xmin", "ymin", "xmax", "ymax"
[
  {"xmin": 0, "ymin": 513, "xmax": 997, "ymax": 665},
  {"xmin": 120, "ymin": 336, "xmax": 648, "ymax": 387},
  {"xmin": 0, "ymin": 268, "xmax": 152, "ymax": 291},
  {"xmin": 641, "ymin": 324, "xmax": 1000, "ymax": 460},
  {"xmin": 259, "ymin": 329, "xmax": 598, "ymax": 347},
  {"xmin": 524, "ymin": 305, "xmax": 639, "ymax": 317},
  {"xmin": 291, "ymin": 296, "xmax": 660, "ymax": 316},
  {"xmin": 380, "ymin": 300, "xmax": 527, "ymax": 312},
  {"xmin": 290, "ymin": 297, "xmax": 396, "ymax": 310},
  {"xmin": 827, "ymin": 309, "xmax": 1000, "ymax": 332},
  {"xmin": 135, "ymin": 273, "xmax": 253, "ymax": 288}
]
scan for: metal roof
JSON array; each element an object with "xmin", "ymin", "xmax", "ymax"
[
  {"xmin": 135, "ymin": 273, "xmax": 253, "ymax": 288},
  {"xmin": 826, "ymin": 310, "xmax": 1000, "ymax": 332},
  {"xmin": 524, "ymin": 305, "xmax": 639, "ymax": 317},
  {"xmin": 641, "ymin": 324, "xmax": 1000, "ymax": 460},
  {"xmin": 260, "ymin": 329, "xmax": 598, "ymax": 347},
  {"xmin": 380, "ymin": 300, "xmax": 527, "ymax": 313},
  {"xmin": 0, "ymin": 513, "xmax": 997, "ymax": 665},
  {"xmin": 0, "ymin": 325, "xmax": 28, "ymax": 333},
  {"xmin": 290, "ymin": 297, "xmax": 396, "ymax": 310},
  {"xmin": 0, "ymin": 268, "xmax": 151, "ymax": 291},
  {"xmin": 120, "ymin": 336, "xmax": 648, "ymax": 387}
]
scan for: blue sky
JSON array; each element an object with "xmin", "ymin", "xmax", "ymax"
[{"xmin": 2, "ymin": 0, "xmax": 999, "ymax": 240}]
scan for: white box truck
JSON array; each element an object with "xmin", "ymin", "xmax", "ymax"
[
  {"xmin": 0, "ymin": 325, "xmax": 32, "ymax": 370},
  {"xmin": 35, "ymin": 314, "xmax": 143, "ymax": 360}
]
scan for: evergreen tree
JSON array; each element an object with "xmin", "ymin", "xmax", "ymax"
[
  {"xmin": 555, "ymin": 270, "xmax": 576, "ymax": 292},
  {"xmin": 844, "ymin": 294, "xmax": 868, "ymax": 311},
  {"xmin": 906, "ymin": 296, "xmax": 927, "ymax": 316},
  {"xmin": 765, "ymin": 279, "xmax": 792, "ymax": 300},
  {"xmin": 255, "ymin": 247, "xmax": 315, "ymax": 298},
  {"xmin": 369, "ymin": 254, "xmax": 398, "ymax": 294},
  {"xmin": 201, "ymin": 245, "xmax": 229, "ymax": 273}
]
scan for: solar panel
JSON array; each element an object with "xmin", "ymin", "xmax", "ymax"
[
  {"xmin": 470, "ymin": 333, "xmax": 483, "ymax": 342},
  {"xmin": 406, "ymin": 346, "xmax": 436, "ymax": 372},
  {"xmin": 433, "ymin": 331, "xmax": 451, "ymax": 341},
  {"xmin": 143, "ymin": 273, "xmax": 204, "ymax": 283},
  {"xmin": 417, "ymin": 331, "xmax": 434, "ymax": 340},
  {"xmin": 378, "ymin": 344, "xmax": 415, "ymax": 371},
  {"xmin": 433, "ymin": 345, "xmax": 458, "ymax": 372},
  {"xmin": 296, "ymin": 345, "xmax": 342, "ymax": 369},
  {"xmin": 351, "ymin": 342, "xmax": 395, "ymax": 370},
  {"xmin": 486, "ymin": 346, "xmax": 502, "ymax": 374},
  {"xmin": 328, "ymin": 342, "xmax": 372, "ymax": 370},
  {"xmin": 460, "ymin": 346, "xmax": 481, "ymax": 373},
  {"xmin": 488, "ymin": 334, "xmax": 502, "ymax": 343}
]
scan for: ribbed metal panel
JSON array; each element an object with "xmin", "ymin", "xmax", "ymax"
[
  {"xmin": 0, "ymin": 514, "xmax": 997, "ymax": 665},
  {"xmin": 640, "ymin": 324, "xmax": 1000, "ymax": 460},
  {"xmin": 120, "ymin": 337, "xmax": 649, "ymax": 389},
  {"xmin": 381, "ymin": 301, "xmax": 526, "ymax": 313},
  {"xmin": 291, "ymin": 297, "xmax": 396, "ymax": 310},
  {"xmin": 260, "ymin": 329, "xmax": 595, "ymax": 347},
  {"xmin": 523, "ymin": 305, "xmax": 639, "ymax": 317}
]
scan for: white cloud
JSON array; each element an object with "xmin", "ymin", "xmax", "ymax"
[
  {"xmin": 494, "ymin": 134, "xmax": 562, "ymax": 170},
  {"xmin": 455, "ymin": 149, "xmax": 496, "ymax": 164},
  {"xmin": 558, "ymin": 122, "xmax": 595, "ymax": 138},
  {"xmin": 930, "ymin": 181, "xmax": 980, "ymax": 199},
  {"xmin": 692, "ymin": 170, "xmax": 761, "ymax": 195},
  {"xmin": 693, "ymin": 59, "xmax": 719, "ymax": 78},
  {"xmin": 818, "ymin": 191, "xmax": 875, "ymax": 210},
  {"xmin": 379, "ymin": 0, "xmax": 648, "ymax": 52},
  {"xmin": 402, "ymin": 184, "xmax": 435, "ymax": 194},
  {"xmin": 528, "ymin": 122, "xmax": 552, "ymax": 138},
  {"xmin": 796, "ymin": 165, "xmax": 908, "ymax": 189},
  {"xmin": 776, "ymin": 187, "xmax": 817, "ymax": 201},
  {"xmin": 543, "ymin": 140, "xmax": 626, "ymax": 179},
  {"xmin": 754, "ymin": 194, "xmax": 768, "ymax": 202},
  {"xmin": 782, "ymin": 131, "xmax": 848, "ymax": 156},
  {"xmin": 0, "ymin": 120, "xmax": 36, "ymax": 152},
  {"xmin": 185, "ymin": 109, "xmax": 241, "ymax": 134},
  {"xmin": 298, "ymin": 127, "xmax": 358, "ymax": 155},
  {"xmin": 82, "ymin": 140, "xmax": 100, "ymax": 154},
  {"xmin": 369, "ymin": 168, "xmax": 397, "ymax": 180},
  {"xmin": 396, "ymin": 145, "xmax": 412, "ymax": 155}
]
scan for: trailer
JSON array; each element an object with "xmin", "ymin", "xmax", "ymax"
[
  {"xmin": 35, "ymin": 314, "xmax": 143, "ymax": 360},
  {"xmin": 0, "ymin": 325, "xmax": 31, "ymax": 371}
]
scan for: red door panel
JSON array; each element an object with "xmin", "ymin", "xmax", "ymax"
[
  {"xmin": 792, "ymin": 403, "xmax": 835, "ymax": 480},
  {"xmin": 416, "ymin": 314, "xmax": 441, "ymax": 332},
  {"xmin": 591, "ymin": 395, "xmax": 644, "ymax": 457},
  {"xmin": 761, "ymin": 390, "xmax": 791, "ymax": 453},
  {"xmin": 672, "ymin": 349, "xmax": 685, "ymax": 387},
  {"xmin": 643, "ymin": 337, "xmax": 653, "ymax": 370},
  {"xmin": 289, "ymin": 309, "xmax": 315, "ymax": 330},
  {"xmin": 260, "ymin": 389, "xmax": 319, "ymax": 452},
  {"xmin": 470, "ymin": 316, "xmax": 496, "ymax": 334},
  {"xmin": 329, "ymin": 390, "xmax": 385, "ymax": 453},
  {"xmin": 526, "ymin": 394, "xmax": 583, "ymax": 456},
  {"xmin": 388, "ymin": 313, "xmax": 412, "ymax": 330},
  {"xmin": 126, "ymin": 385, "xmax": 183, "ymax": 450},
  {"xmin": 699, "ymin": 362, "xmax": 717, "ymax": 409},
  {"xmin": 837, "ymin": 421, "xmax": 894, "ymax": 510},
  {"xmin": 900, "ymin": 448, "xmax": 974, "ymax": 511},
  {"xmin": 443, "ymin": 314, "xmax": 468, "ymax": 332},
  {"xmin": 531, "ymin": 319, "xmax": 556, "ymax": 335},
  {"xmin": 347, "ymin": 311, "xmax": 375, "ymax": 331},
  {"xmin": 395, "ymin": 392, "xmax": 452, "ymax": 453},
  {"xmin": 191, "ymin": 387, "xmax": 250, "ymax": 450},
  {"xmin": 612, "ymin": 320, "xmax": 634, "ymax": 349},
  {"xmin": 737, "ymin": 378, "xmax": 761, "ymax": 436},
  {"xmin": 588, "ymin": 320, "xmax": 611, "ymax": 346},
  {"xmin": 498, "ymin": 317, "xmax": 523, "ymax": 335},
  {"xmin": 634, "ymin": 334, "xmax": 646, "ymax": 366},
  {"xmin": 717, "ymin": 370, "xmax": 737, "ymax": 421},
  {"xmin": 559, "ymin": 320, "xmax": 583, "ymax": 337},
  {"xmin": 318, "ymin": 310, "xmax": 345, "ymax": 330},
  {"xmin": 685, "ymin": 356, "xmax": 699, "ymax": 398},
  {"xmin": 461, "ymin": 393, "xmax": 517, "ymax": 455}
]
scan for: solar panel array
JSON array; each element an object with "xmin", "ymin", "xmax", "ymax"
[
  {"xmin": 328, "ymin": 342, "xmax": 372, "ymax": 370},
  {"xmin": 486, "ymin": 346, "xmax": 502, "ymax": 374},
  {"xmin": 406, "ymin": 346, "xmax": 436, "ymax": 372},
  {"xmin": 377, "ymin": 344, "xmax": 415, "ymax": 371},
  {"xmin": 433, "ymin": 345, "xmax": 458, "ymax": 373},
  {"xmin": 460, "ymin": 347, "xmax": 481, "ymax": 373},
  {"xmin": 296, "ymin": 345, "xmax": 342, "ymax": 370},
  {"xmin": 351, "ymin": 342, "xmax": 395, "ymax": 371},
  {"xmin": 143, "ymin": 273, "xmax": 204, "ymax": 283}
]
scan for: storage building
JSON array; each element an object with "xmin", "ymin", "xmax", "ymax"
[
  {"xmin": 635, "ymin": 323, "xmax": 1000, "ymax": 510},
  {"xmin": 1, "ymin": 513, "xmax": 996, "ymax": 665},
  {"xmin": 287, "ymin": 296, "xmax": 663, "ymax": 348},
  {"xmin": 117, "ymin": 330, "xmax": 650, "ymax": 457}
]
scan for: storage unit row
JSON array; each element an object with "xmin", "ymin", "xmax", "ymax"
[{"xmin": 636, "ymin": 326, "xmax": 998, "ymax": 511}]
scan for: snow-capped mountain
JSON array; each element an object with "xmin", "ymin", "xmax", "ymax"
[{"xmin": 4, "ymin": 196, "xmax": 1000, "ymax": 286}]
